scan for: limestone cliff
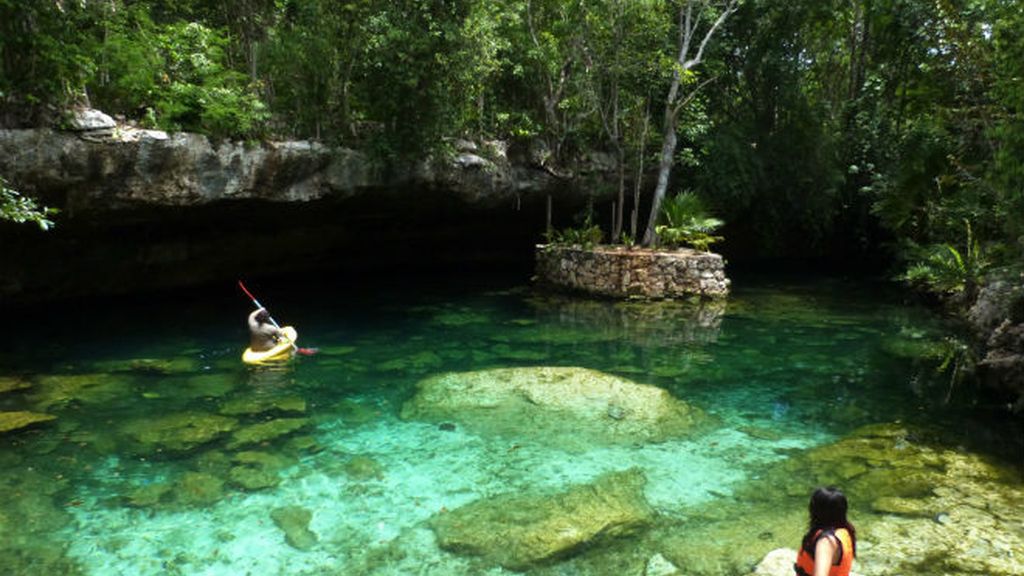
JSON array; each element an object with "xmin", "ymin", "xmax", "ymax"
[{"xmin": 0, "ymin": 118, "xmax": 614, "ymax": 302}]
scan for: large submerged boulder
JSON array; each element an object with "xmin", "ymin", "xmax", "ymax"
[
  {"xmin": 400, "ymin": 366, "xmax": 706, "ymax": 447},
  {"xmin": 431, "ymin": 468, "xmax": 655, "ymax": 571}
]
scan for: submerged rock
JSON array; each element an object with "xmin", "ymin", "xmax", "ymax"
[
  {"xmin": 0, "ymin": 411, "xmax": 56, "ymax": 433},
  {"xmin": 228, "ymin": 465, "xmax": 280, "ymax": 491},
  {"xmin": 29, "ymin": 373, "xmax": 134, "ymax": 410},
  {"xmin": 219, "ymin": 395, "xmax": 307, "ymax": 416},
  {"xmin": 121, "ymin": 411, "xmax": 238, "ymax": 453},
  {"xmin": 0, "ymin": 376, "xmax": 31, "ymax": 394},
  {"xmin": 645, "ymin": 552, "xmax": 682, "ymax": 576},
  {"xmin": 342, "ymin": 455, "xmax": 385, "ymax": 481},
  {"xmin": 377, "ymin": 351, "xmax": 443, "ymax": 373},
  {"xmin": 175, "ymin": 471, "xmax": 225, "ymax": 506},
  {"xmin": 749, "ymin": 548, "xmax": 797, "ymax": 576},
  {"xmin": 871, "ymin": 496, "xmax": 934, "ymax": 517},
  {"xmin": 92, "ymin": 356, "xmax": 201, "ymax": 375},
  {"xmin": 227, "ymin": 450, "xmax": 294, "ymax": 491},
  {"xmin": 226, "ymin": 417, "xmax": 309, "ymax": 449},
  {"xmin": 180, "ymin": 373, "xmax": 239, "ymax": 399},
  {"xmin": 401, "ymin": 366, "xmax": 706, "ymax": 447},
  {"xmin": 750, "ymin": 548, "xmax": 869, "ymax": 576},
  {"xmin": 335, "ymin": 399, "xmax": 381, "ymax": 425},
  {"xmin": 270, "ymin": 506, "xmax": 318, "ymax": 551},
  {"xmin": 431, "ymin": 468, "xmax": 654, "ymax": 571},
  {"xmin": 720, "ymin": 421, "xmax": 1024, "ymax": 576},
  {"xmin": 123, "ymin": 483, "xmax": 173, "ymax": 508}
]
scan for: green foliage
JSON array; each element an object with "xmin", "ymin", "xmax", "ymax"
[
  {"xmin": 654, "ymin": 192, "xmax": 723, "ymax": 251},
  {"xmin": 0, "ymin": 178, "xmax": 56, "ymax": 230},
  {"xmin": 545, "ymin": 223, "xmax": 604, "ymax": 249},
  {"xmin": 900, "ymin": 220, "xmax": 989, "ymax": 296},
  {"xmin": 143, "ymin": 21, "xmax": 267, "ymax": 137},
  {"xmin": 545, "ymin": 208, "xmax": 604, "ymax": 248},
  {"xmin": 0, "ymin": 1, "xmax": 97, "ymax": 123},
  {"xmin": 0, "ymin": 0, "xmax": 1021, "ymax": 281}
]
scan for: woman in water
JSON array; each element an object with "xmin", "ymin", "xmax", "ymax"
[{"xmin": 794, "ymin": 486, "xmax": 857, "ymax": 576}]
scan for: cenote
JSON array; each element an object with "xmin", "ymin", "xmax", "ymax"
[{"xmin": 0, "ymin": 270, "xmax": 1020, "ymax": 576}]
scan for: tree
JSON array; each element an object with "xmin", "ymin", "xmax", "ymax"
[
  {"xmin": 577, "ymin": 0, "xmax": 666, "ymax": 242},
  {"xmin": 642, "ymin": 0, "xmax": 737, "ymax": 246}
]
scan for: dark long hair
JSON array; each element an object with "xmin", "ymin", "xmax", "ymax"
[{"xmin": 802, "ymin": 486, "xmax": 857, "ymax": 557}]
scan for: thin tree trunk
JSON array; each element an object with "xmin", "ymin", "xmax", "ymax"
[
  {"xmin": 642, "ymin": 119, "xmax": 678, "ymax": 246},
  {"xmin": 641, "ymin": 0, "xmax": 736, "ymax": 247},
  {"xmin": 631, "ymin": 98, "xmax": 651, "ymax": 242},
  {"xmin": 614, "ymin": 144, "xmax": 625, "ymax": 241}
]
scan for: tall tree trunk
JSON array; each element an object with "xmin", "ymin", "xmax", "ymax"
[
  {"xmin": 641, "ymin": 0, "xmax": 736, "ymax": 247},
  {"xmin": 614, "ymin": 143, "xmax": 625, "ymax": 241},
  {"xmin": 642, "ymin": 108, "xmax": 679, "ymax": 246},
  {"xmin": 631, "ymin": 98, "xmax": 651, "ymax": 242}
]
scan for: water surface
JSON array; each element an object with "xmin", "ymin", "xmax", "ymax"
[{"xmin": 0, "ymin": 274, "xmax": 1020, "ymax": 575}]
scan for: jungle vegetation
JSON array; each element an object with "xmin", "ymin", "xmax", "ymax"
[{"xmin": 1, "ymin": 0, "xmax": 1021, "ymax": 295}]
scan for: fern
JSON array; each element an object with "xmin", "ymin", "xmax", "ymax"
[
  {"xmin": 656, "ymin": 192, "xmax": 724, "ymax": 251},
  {"xmin": 900, "ymin": 219, "xmax": 989, "ymax": 295}
]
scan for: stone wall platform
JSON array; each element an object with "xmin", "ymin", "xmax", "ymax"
[{"xmin": 535, "ymin": 244, "xmax": 730, "ymax": 299}]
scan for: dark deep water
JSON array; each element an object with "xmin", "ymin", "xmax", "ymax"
[{"xmin": 0, "ymin": 270, "xmax": 1020, "ymax": 575}]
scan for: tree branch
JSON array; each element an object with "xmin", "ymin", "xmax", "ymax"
[{"xmin": 683, "ymin": 0, "xmax": 737, "ymax": 70}]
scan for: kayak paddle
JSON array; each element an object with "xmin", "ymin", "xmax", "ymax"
[{"xmin": 238, "ymin": 280, "xmax": 319, "ymax": 356}]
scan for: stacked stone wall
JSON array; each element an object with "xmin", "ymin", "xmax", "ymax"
[{"xmin": 535, "ymin": 244, "xmax": 729, "ymax": 299}]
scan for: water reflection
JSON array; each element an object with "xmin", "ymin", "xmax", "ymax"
[{"xmin": 526, "ymin": 293, "xmax": 726, "ymax": 346}]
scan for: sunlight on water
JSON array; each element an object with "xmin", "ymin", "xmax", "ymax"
[{"xmin": 0, "ymin": 277, "xmax": 1020, "ymax": 575}]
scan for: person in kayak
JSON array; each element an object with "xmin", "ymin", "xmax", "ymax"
[
  {"xmin": 794, "ymin": 486, "xmax": 857, "ymax": 576},
  {"xmin": 248, "ymin": 308, "xmax": 285, "ymax": 352}
]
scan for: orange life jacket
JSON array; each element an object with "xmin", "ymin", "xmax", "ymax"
[{"xmin": 794, "ymin": 528, "xmax": 854, "ymax": 576}]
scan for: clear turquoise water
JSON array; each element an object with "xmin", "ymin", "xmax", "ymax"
[{"xmin": 0, "ymin": 273, "xmax": 1019, "ymax": 575}]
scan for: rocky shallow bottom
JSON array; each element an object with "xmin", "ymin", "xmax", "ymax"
[
  {"xmin": 0, "ymin": 279, "xmax": 1021, "ymax": 576},
  {"xmin": 0, "ymin": 363, "xmax": 1020, "ymax": 576}
]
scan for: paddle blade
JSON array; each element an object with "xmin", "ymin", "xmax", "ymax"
[{"xmin": 296, "ymin": 347, "xmax": 319, "ymax": 356}]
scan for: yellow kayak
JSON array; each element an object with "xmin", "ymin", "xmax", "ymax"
[{"xmin": 242, "ymin": 326, "xmax": 298, "ymax": 364}]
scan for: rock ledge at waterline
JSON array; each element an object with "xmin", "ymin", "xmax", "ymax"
[
  {"xmin": 535, "ymin": 244, "xmax": 730, "ymax": 299},
  {"xmin": 400, "ymin": 366, "xmax": 707, "ymax": 448}
]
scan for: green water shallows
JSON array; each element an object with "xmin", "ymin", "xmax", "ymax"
[{"xmin": 0, "ymin": 276, "xmax": 1020, "ymax": 576}]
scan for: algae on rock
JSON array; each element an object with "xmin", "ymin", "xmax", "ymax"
[
  {"xmin": 342, "ymin": 454, "xmax": 385, "ymax": 481},
  {"xmin": 227, "ymin": 417, "xmax": 309, "ymax": 449},
  {"xmin": 270, "ymin": 506, "xmax": 318, "ymax": 551},
  {"xmin": 0, "ymin": 411, "xmax": 56, "ymax": 433},
  {"xmin": 227, "ymin": 450, "xmax": 294, "ymax": 491},
  {"xmin": 121, "ymin": 412, "xmax": 238, "ymax": 453},
  {"xmin": 431, "ymin": 468, "xmax": 654, "ymax": 571},
  {"xmin": 219, "ymin": 395, "xmax": 307, "ymax": 416},
  {"xmin": 0, "ymin": 376, "xmax": 31, "ymax": 394},
  {"xmin": 29, "ymin": 373, "xmax": 134, "ymax": 410}
]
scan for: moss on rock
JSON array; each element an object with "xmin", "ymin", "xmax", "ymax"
[
  {"xmin": 0, "ymin": 376, "xmax": 31, "ymax": 394},
  {"xmin": 121, "ymin": 412, "xmax": 238, "ymax": 453},
  {"xmin": 226, "ymin": 417, "xmax": 309, "ymax": 449},
  {"xmin": 270, "ymin": 506, "xmax": 318, "ymax": 551},
  {"xmin": 342, "ymin": 455, "xmax": 384, "ymax": 481},
  {"xmin": 219, "ymin": 395, "xmax": 307, "ymax": 416},
  {"xmin": 29, "ymin": 373, "xmax": 134, "ymax": 410},
  {"xmin": 431, "ymin": 468, "xmax": 654, "ymax": 571},
  {"xmin": 0, "ymin": 411, "xmax": 56, "ymax": 433},
  {"xmin": 175, "ymin": 472, "xmax": 225, "ymax": 506}
]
